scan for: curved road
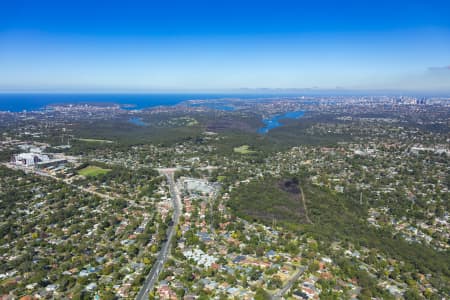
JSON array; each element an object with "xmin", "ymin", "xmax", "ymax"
[
  {"xmin": 136, "ymin": 170, "xmax": 182, "ymax": 300},
  {"xmin": 272, "ymin": 266, "xmax": 306, "ymax": 299}
]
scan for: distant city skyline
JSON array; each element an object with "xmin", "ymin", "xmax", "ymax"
[{"xmin": 1, "ymin": 0, "xmax": 450, "ymax": 92}]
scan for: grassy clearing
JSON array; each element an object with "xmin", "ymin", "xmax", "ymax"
[
  {"xmin": 78, "ymin": 165, "xmax": 111, "ymax": 177},
  {"xmin": 78, "ymin": 138, "xmax": 114, "ymax": 144},
  {"xmin": 233, "ymin": 145, "xmax": 256, "ymax": 154},
  {"xmin": 217, "ymin": 175, "xmax": 227, "ymax": 182}
]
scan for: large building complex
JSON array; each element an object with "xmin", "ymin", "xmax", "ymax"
[
  {"xmin": 12, "ymin": 153, "xmax": 50, "ymax": 167},
  {"xmin": 12, "ymin": 153, "xmax": 68, "ymax": 168}
]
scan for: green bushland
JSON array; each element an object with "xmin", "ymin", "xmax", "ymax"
[
  {"xmin": 228, "ymin": 177, "xmax": 308, "ymax": 226},
  {"xmin": 228, "ymin": 175, "xmax": 450, "ymax": 295},
  {"xmin": 62, "ymin": 111, "xmax": 352, "ymax": 156}
]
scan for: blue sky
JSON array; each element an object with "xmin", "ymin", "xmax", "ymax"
[{"xmin": 1, "ymin": 0, "xmax": 449, "ymax": 92}]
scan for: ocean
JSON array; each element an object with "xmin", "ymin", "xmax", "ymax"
[
  {"xmin": 0, "ymin": 93, "xmax": 211, "ymax": 112},
  {"xmin": 0, "ymin": 93, "xmax": 293, "ymax": 112}
]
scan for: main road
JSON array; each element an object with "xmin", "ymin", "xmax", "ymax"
[{"xmin": 136, "ymin": 170, "xmax": 182, "ymax": 300}]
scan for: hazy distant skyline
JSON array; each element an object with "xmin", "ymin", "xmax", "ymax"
[{"xmin": 1, "ymin": 0, "xmax": 450, "ymax": 92}]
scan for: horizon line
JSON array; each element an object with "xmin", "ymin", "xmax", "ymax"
[{"xmin": 1, "ymin": 88, "xmax": 450, "ymax": 96}]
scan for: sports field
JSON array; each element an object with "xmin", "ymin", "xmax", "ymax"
[{"xmin": 78, "ymin": 165, "xmax": 111, "ymax": 177}]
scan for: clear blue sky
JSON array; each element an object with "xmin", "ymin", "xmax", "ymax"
[{"xmin": 1, "ymin": 0, "xmax": 449, "ymax": 92}]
